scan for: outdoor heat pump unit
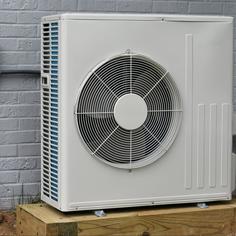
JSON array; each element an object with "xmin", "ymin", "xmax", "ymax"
[{"xmin": 41, "ymin": 13, "xmax": 234, "ymax": 211}]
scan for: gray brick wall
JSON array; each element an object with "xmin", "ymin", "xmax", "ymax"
[
  {"xmin": 0, "ymin": 74, "xmax": 40, "ymax": 209},
  {"xmin": 0, "ymin": 0, "xmax": 235, "ymax": 210}
]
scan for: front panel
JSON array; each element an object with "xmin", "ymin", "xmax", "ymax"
[{"xmin": 42, "ymin": 14, "xmax": 233, "ymax": 211}]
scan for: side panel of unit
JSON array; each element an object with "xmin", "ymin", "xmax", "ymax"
[{"xmin": 41, "ymin": 20, "xmax": 60, "ymax": 208}]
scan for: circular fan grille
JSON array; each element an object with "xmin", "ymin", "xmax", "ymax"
[{"xmin": 75, "ymin": 54, "xmax": 182, "ymax": 169}]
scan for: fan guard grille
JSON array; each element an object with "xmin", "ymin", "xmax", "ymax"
[{"xmin": 75, "ymin": 54, "xmax": 182, "ymax": 169}]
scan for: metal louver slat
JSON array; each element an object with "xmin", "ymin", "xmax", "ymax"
[
  {"xmin": 41, "ymin": 21, "xmax": 59, "ymax": 202},
  {"xmin": 76, "ymin": 54, "xmax": 182, "ymax": 169}
]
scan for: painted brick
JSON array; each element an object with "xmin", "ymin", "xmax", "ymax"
[
  {"xmin": 0, "ymin": 119, "xmax": 19, "ymax": 131},
  {"xmin": 0, "ymin": 76, "xmax": 39, "ymax": 91},
  {"xmin": 23, "ymin": 195, "xmax": 41, "ymax": 204},
  {"xmin": 0, "ymin": 11, "xmax": 17, "ymax": 23},
  {"xmin": 0, "ymin": 130, "xmax": 39, "ymax": 144},
  {"xmin": 23, "ymin": 183, "xmax": 40, "ymax": 196},
  {"xmin": 189, "ymin": 2, "xmax": 222, "ymax": 14},
  {"xmin": 0, "ymin": 145, "xmax": 17, "ymax": 157},
  {"xmin": 232, "ymin": 26, "xmax": 236, "ymax": 38},
  {"xmin": 0, "ymin": 24, "xmax": 37, "ymax": 38},
  {"xmin": 18, "ymin": 91, "xmax": 40, "ymax": 104},
  {"xmin": 0, "ymin": 183, "xmax": 40, "ymax": 198},
  {"xmin": 0, "ymin": 105, "xmax": 40, "ymax": 118},
  {"xmin": 38, "ymin": 0, "xmax": 62, "ymax": 10},
  {"xmin": 17, "ymin": 39, "xmax": 40, "ymax": 51},
  {"xmin": 0, "ymin": 92, "xmax": 18, "ymax": 104},
  {"xmin": 234, "ymin": 88, "xmax": 236, "ymax": 102},
  {"xmin": 17, "ymin": 11, "xmax": 57, "ymax": 24},
  {"xmin": 19, "ymin": 169, "xmax": 40, "ymax": 183},
  {"xmin": 18, "ymin": 143, "xmax": 40, "ymax": 156},
  {"xmin": 0, "ymin": 52, "xmax": 39, "ymax": 65},
  {"xmin": 0, "ymin": 65, "xmax": 20, "ymax": 71},
  {"xmin": 0, "ymin": 157, "xmax": 40, "ymax": 170},
  {"xmin": 152, "ymin": 1, "xmax": 188, "ymax": 13},
  {"xmin": 0, "ymin": 0, "xmax": 38, "ymax": 10},
  {"xmin": 0, "ymin": 197, "xmax": 20, "ymax": 210},
  {"xmin": 35, "ymin": 157, "xmax": 40, "ymax": 168},
  {"xmin": 223, "ymin": 3, "xmax": 236, "ymax": 15},
  {"xmin": 35, "ymin": 130, "xmax": 41, "ymax": 142},
  {"xmin": 0, "ymin": 184, "xmax": 23, "ymax": 198},
  {"xmin": 19, "ymin": 118, "xmax": 40, "ymax": 130},
  {"xmin": 62, "ymin": 0, "xmax": 77, "ymax": 10},
  {"xmin": 0, "ymin": 38, "xmax": 18, "ymax": 51},
  {"xmin": 78, "ymin": 0, "xmax": 116, "ymax": 12},
  {"xmin": 77, "ymin": 0, "xmax": 94, "ymax": 11},
  {"xmin": 16, "ymin": 64, "xmax": 40, "ymax": 71},
  {"xmin": 117, "ymin": 0, "xmax": 152, "ymax": 12},
  {"xmin": 0, "ymin": 196, "xmax": 40, "ymax": 210},
  {"xmin": 0, "ymin": 171, "xmax": 19, "ymax": 184}
]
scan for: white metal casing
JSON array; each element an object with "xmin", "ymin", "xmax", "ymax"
[{"xmin": 41, "ymin": 13, "xmax": 233, "ymax": 211}]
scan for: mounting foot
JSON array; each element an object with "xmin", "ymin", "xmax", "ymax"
[
  {"xmin": 197, "ymin": 203, "xmax": 208, "ymax": 209},
  {"xmin": 94, "ymin": 210, "xmax": 106, "ymax": 217}
]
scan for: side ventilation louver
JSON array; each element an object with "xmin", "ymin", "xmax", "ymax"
[{"xmin": 41, "ymin": 22, "xmax": 59, "ymax": 202}]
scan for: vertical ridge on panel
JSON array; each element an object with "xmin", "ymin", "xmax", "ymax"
[
  {"xmin": 197, "ymin": 104, "xmax": 205, "ymax": 189},
  {"xmin": 221, "ymin": 103, "xmax": 230, "ymax": 187},
  {"xmin": 209, "ymin": 104, "xmax": 217, "ymax": 188},
  {"xmin": 184, "ymin": 34, "xmax": 193, "ymax": 189}
]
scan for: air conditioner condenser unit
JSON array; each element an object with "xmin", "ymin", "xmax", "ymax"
[{"xmin": 41, "ymin": 13, "xmax": 234, "ymax": 211}]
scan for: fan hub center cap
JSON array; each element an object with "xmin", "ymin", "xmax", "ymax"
[{"xmin": 114, "ymin": 94, "xmax": 148, "ymax": 130}]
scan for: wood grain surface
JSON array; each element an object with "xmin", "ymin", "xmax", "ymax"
[{"xmin": 16, "ymin": 200, "xmax": 236, "ymax": 236}]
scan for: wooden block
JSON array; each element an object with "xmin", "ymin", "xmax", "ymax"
[
  {"xmin": 0, "ymin": 213, "xmax": 3, "ymax": 223},
  {"xmin": 16, "ymin": 200, "xmax": 236, "ymax": 236},
  {"xmin": 16, "ymin": 206, "xmax": 45, "ymax": 236}
]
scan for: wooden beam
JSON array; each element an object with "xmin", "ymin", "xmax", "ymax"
[
  {"xmin": 16, "ymin": 200, "xmax": 236, "ymax": 236},
  {"xmin": 16, "ymin": 206, "xmax": 46, "ymax": 236}
]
